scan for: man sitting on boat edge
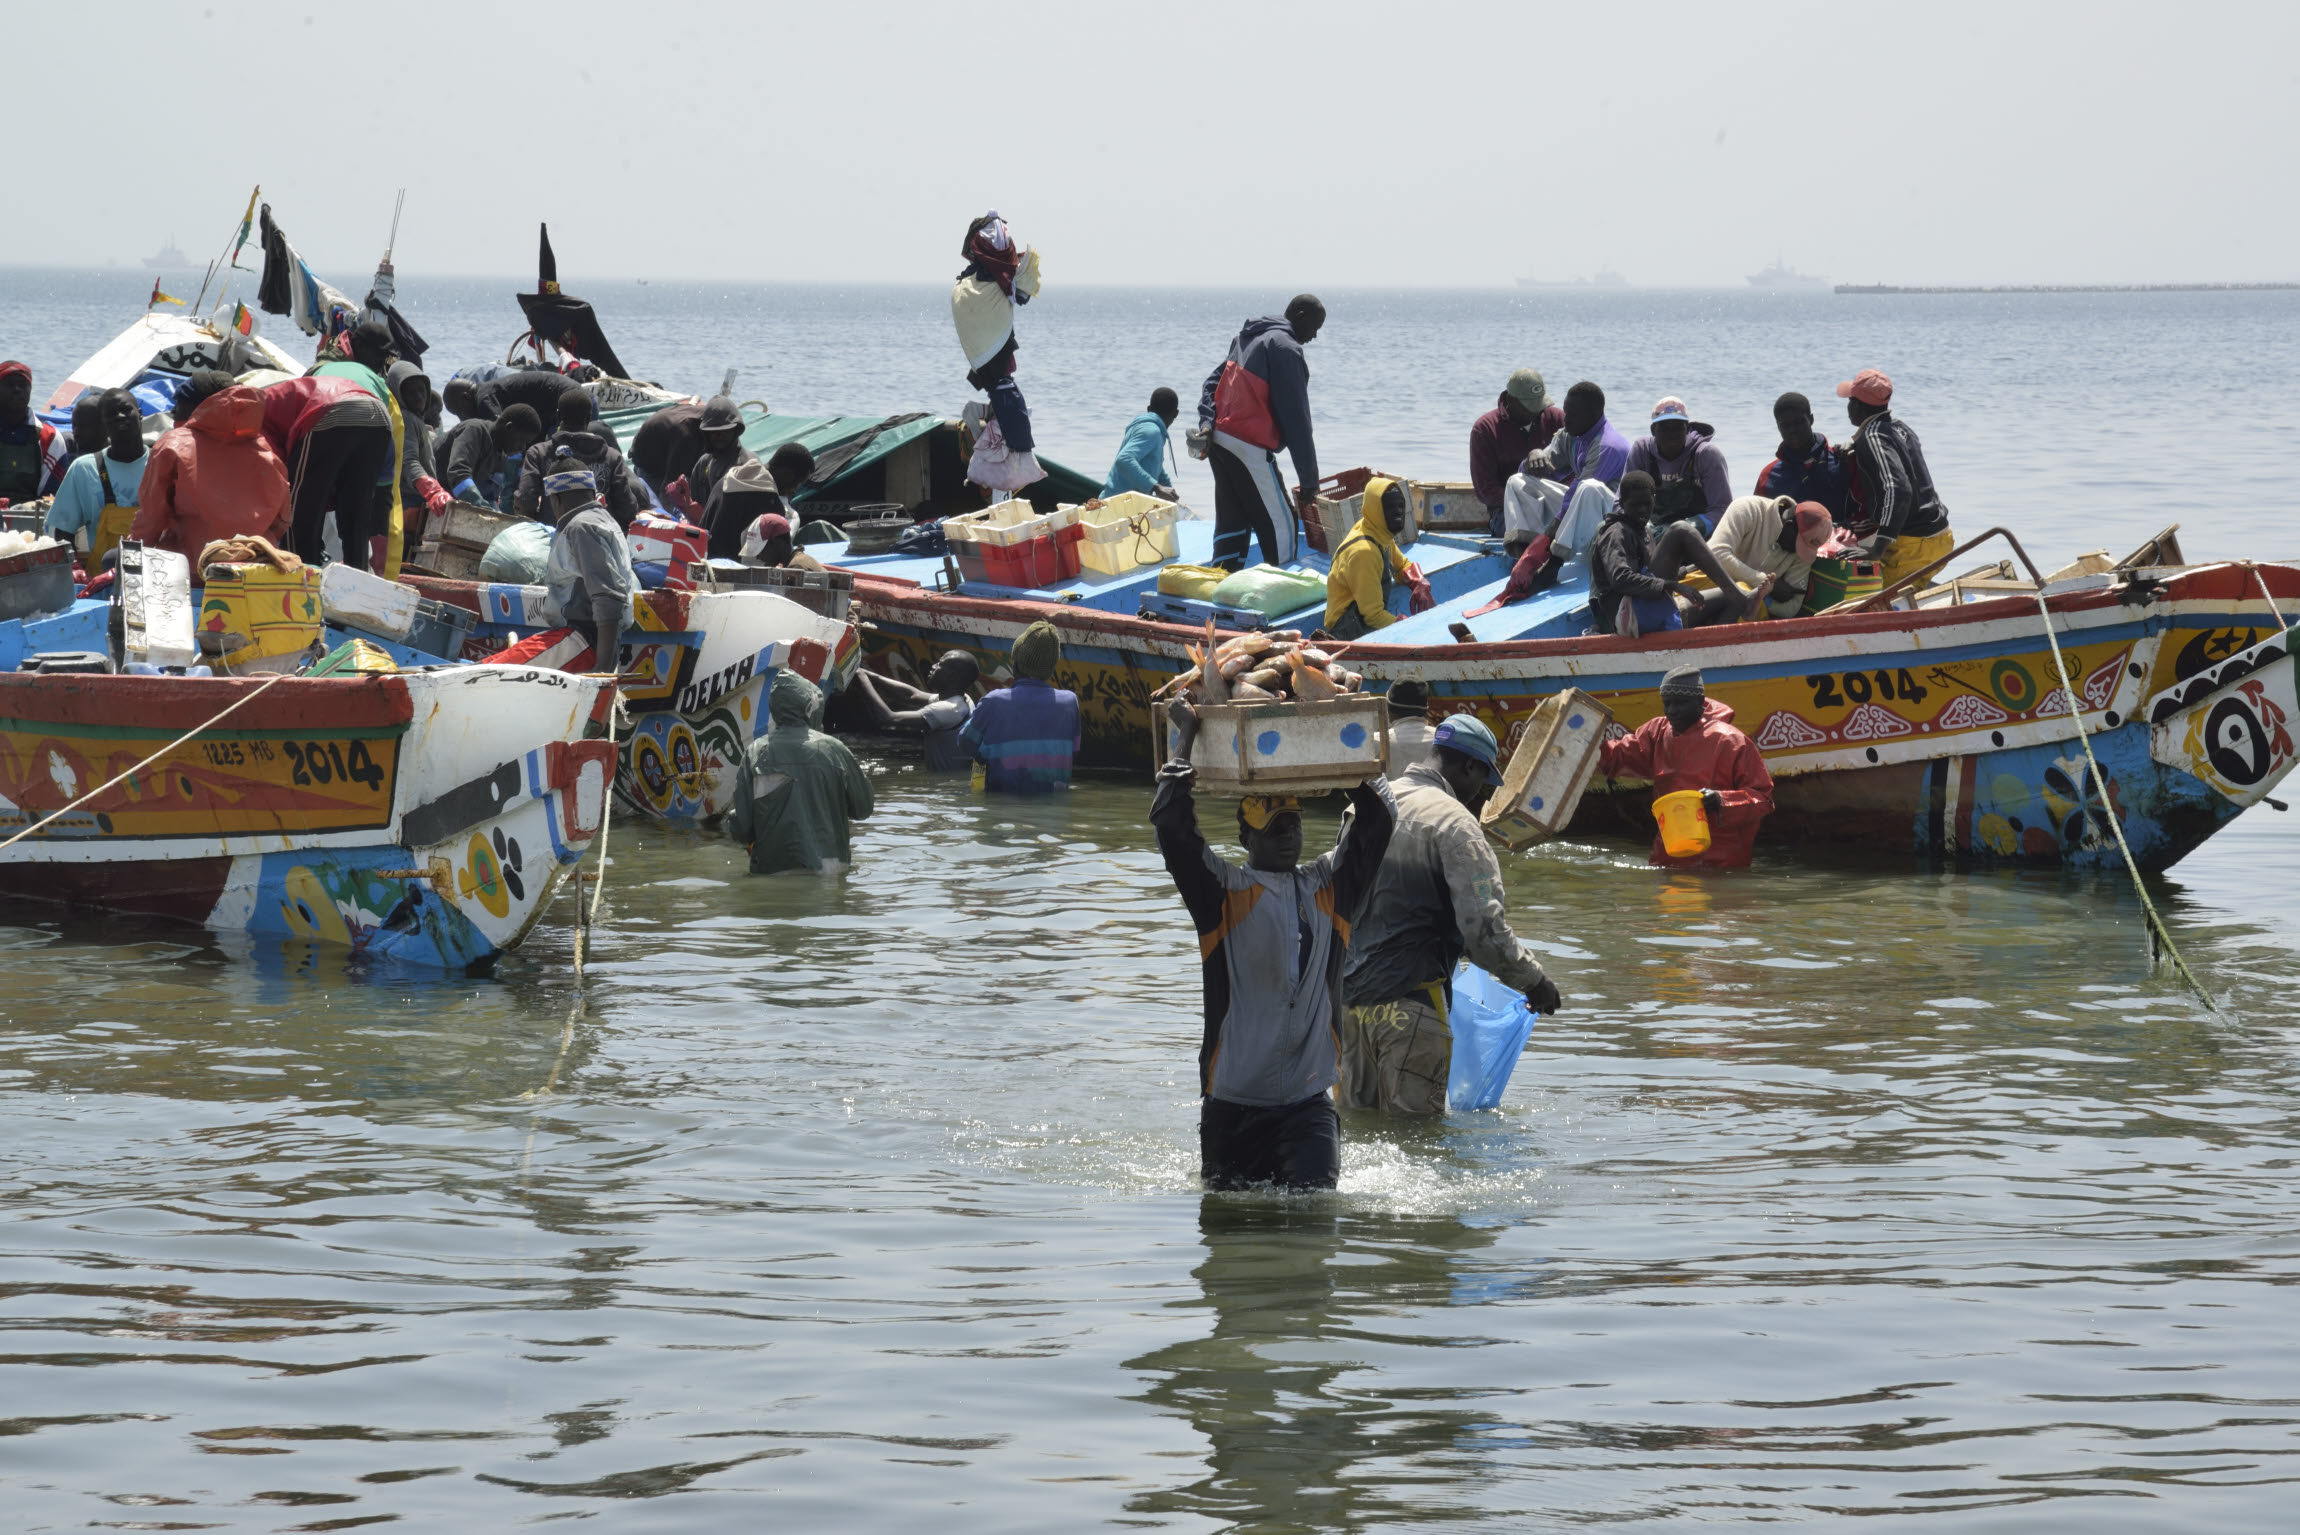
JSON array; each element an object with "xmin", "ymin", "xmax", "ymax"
[
  {"xmin": 1589, "ymin": 473, "xmax": 1764, "ymax": 636},
  {"xmin": 1501, "ymin": 379, "xmax": 1630, "ymax": 570},
  {"xmin": 1628, "ymin": 397, "xmax": 1732, "ymax": 536},
  {"xmin": 1754, "ymin": 392, "xmax": 1854, "ymax": 521},
  {"xmin": 1471, "ymin": 369, "xmax": 1564, "ymax": 538},
  {"xmin": 1706, "ymin": 496, "xmax": 1834, "ymax": 619},
  {"xmin": 1838, "ymin": 368, "xmax": 1953, "ymax": 592}
]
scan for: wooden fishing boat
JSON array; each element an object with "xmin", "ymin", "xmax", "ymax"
[
  {"xmin": 832, "ymin": 519, "xmax": 2300, "ymax": 872},
  {"xmin": 398, "ymin": 578, "xmax": 860, "ymax": 825},
  {"xmin": 0, "ymin": 661, "xmax": 616, "ymax": 969}
]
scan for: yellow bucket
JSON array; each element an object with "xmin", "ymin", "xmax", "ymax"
[{"xmin": 1653, "ymin": 790, "xmax": 1712, "ymax": 859}]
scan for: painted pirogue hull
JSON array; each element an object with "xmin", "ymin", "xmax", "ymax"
[
  {"xmin": 0, "ymin": 666, "xmax": 617, "ymax": 968},
  {"xmin": 402, "ymin": 578, "xmax": 861, "ymax": 826},
  {"xmin": 851, "ymin": 561, "xmax": 2300, "ymax": 871}
]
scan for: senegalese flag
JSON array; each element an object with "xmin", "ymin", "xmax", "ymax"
[
  {"xmin": 148, "ymin": 278, "xmax": 183, "ymax": 309},
  {"xmin": 229, "ymin": 301, "xmax": 254, "ymax": 336},
  {"xmin": 228, "ymin": 184, "xmax": 260, "ymax": 272}
]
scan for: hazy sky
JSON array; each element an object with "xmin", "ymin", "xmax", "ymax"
[{"xmin": 11, "ymin": 0, "xmax": 2296, "ymax": 288}]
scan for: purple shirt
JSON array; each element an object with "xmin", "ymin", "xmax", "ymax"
[
  {"xmin": 1627, "ymin": 428, "xmax": 1732, "ymax": 528},
  {"xmin": 1525, "ymin": 415, "xmax": 1632, "ymax": 503}
]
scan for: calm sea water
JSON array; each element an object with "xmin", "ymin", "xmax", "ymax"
[{"xmin": 1, "ymin": 270, "xmax": 2296, "ymax": 1531}]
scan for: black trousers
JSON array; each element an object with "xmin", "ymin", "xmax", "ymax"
[
  {"xmin": 289, "ymin": 422, "xmax": 393, "ymax": 571},
  {"xmin": 1207, "ymin": 439, "xmax": 1290, "ymax": 571},
  {"xmin": 1200, "ymin": 1093, "xmax": 1340, "ymax": 1191}
]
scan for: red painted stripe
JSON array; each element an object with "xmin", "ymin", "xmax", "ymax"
[{"xmin": 0, "ymin": 674, "xmax": 414, "ymax": 732}]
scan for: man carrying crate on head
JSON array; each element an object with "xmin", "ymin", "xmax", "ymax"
[{"xmin": 1152, "ymin": 700, "xmax": 1395, "ymax": 1191}]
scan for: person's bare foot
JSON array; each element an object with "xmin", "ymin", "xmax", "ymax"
[{"xmin": 1739, "ymin": 575, "xmax": 1776, "ymax": 621}]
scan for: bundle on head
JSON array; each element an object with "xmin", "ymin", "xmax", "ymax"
[{"xmin": 1159, "ymin": 619, "xmax": 1364, "ymax": 705}]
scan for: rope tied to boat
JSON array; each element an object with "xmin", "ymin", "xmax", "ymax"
[
  {"xmin": 524, "ymin": 692, "xmax": 620, "ymax": 1099},
  {"xmin": 2031, "ymin": 591, "xmax": 2227, "ymax": 1020},
  {"xmin": 0, "ymin": 669, "xmax": 296, "ymax": 855}
]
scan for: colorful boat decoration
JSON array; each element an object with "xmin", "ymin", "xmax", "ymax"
[
  {"xmin": 842, "ymin": 547, "xmax": 2300, "ymax": 872},
  {"xmin": 400, "ymin": 578, "xmax": 861, "ymax": 825},
  {"xmin": 0, "ymin": 663, "xmax": 617, "ymax": 969}
]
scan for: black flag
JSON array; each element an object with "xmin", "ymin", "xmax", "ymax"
[{"xmin": 517, "ymin": 222, "xmax": 629, "ymax": 378}]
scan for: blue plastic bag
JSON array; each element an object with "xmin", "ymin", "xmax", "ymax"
[{"xmin": 1446, "ymin": 964, "xmax": 1538, "ymax": 1112}]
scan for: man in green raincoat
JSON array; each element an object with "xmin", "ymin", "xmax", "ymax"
[{"xmin": 728, "ymin": 671, "xmax": 875, "ymax": 875}]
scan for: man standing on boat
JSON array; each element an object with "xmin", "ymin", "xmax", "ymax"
[
  {"xmin": 47, "ymin": 389, "xmax": 148, "ymax": 565},
  {"xmin": 512, "ymin": 391, "xmax": 641, "ymax": 530},
  {"xmin": 1501, "ymin": 380, "xmax": 1630, "ymax": 566},
  {"xmin": 1837, "ymin": 369, "xmax": 1953, "ymax": 591},
  {"xmin": 1154, "ymin": 701, "xmax": 1396, "ymax": 1189},
  {"xmin": 1754, "ymin": 392, "xmax": 1853, "ymax": 520},
  {"xmin": 1471, "ymin": 369, "xmax": 1564, "ymax": 537},
  {"xmin": 1101, "ymin": 387, "xmax": 1180, "ymax": 500},
  {"xmin": 1340, "ymin": 715, "xmax": 1560, "ymax": 1115},
  {"xmin": 440, "ymin": 404, "xmax": 543, "ymax": 512},
  {"xmin": 1599, "ymin": 667, "xmax": 1774, "ymax": 869},
  {"xmin": 0, "ymin": 362, "xmax": 69, "ymax": 507},
  {"xmin": 132, "ymin": 370, "xmax": 292, "ymax": 561},
  {"xmin": 1195, "ymin": 296, "xmax": 1324, "ymax": 570},
  {"xmin": 677, "ymin": 395, "xmax": 756, "ymax": 518},
  {"xmin": 1627, "ymin": 398, "xmax": 1732, "ymax": 536},
  {"xmin": 538, "ymin": 455, "xmax": 635, "ymax": 671}
]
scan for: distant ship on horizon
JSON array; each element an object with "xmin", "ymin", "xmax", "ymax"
[
  {"xmin": 1516, "ymin": 269, "xmax": 1630, "ymax": 290},
  {"xmin": 1746, "ymin": 258, "xmax": 1830, "ymax": 290},
  {"xmin": 142, "ymin": 236, "xmax": 189, "ymax": 269}
]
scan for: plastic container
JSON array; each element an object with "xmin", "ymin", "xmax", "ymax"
[
  {"xmin": 945, "ymin": 499, "xmax": 1056, "ymax": 548},
  {"xmin": 198, "ymin": 563, "xmax": 323, "ymax": 667},
  {"xmin": 700, "ymin": 562, "xmax": 855, "ymax": 621},
  {"xmin": 1480, "ymin": 688, "xmax": 1614, "ymax": 850},
  {"xmin": 1151, "ymin": 694, "xmax": 1388, "ymax": 795},
  {"xmin": 1410, "ymin": 480, "xmax": 1488, "ymax": 530},
  {"xmin": 1076, "ymin": 493, "xmax": 1181, "ymax": 577},
  {"xmin": 321, "ymin": 561, "xmax": 421, "ymax": 641},
  {"xmin": 1653, "ymin": 789, "xmax": 1712, "ymax": 858},
  {"xmin": 1806, "ymin": 556, "xmax": 1883, "ymax": 613},
  {"xmin": 0, "ymin": 541, "xmax": 75, "ymax": 622},
  {"xmin": 403, "ymin": 597, "xmax": 479, "ymax": 661}
]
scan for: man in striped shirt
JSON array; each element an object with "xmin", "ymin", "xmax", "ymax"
[{"xmin": 961, "ymin": 620, "xmax": 1081, "ymax": 793}]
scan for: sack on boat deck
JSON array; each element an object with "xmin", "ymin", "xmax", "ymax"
[
  {"xmin": 1156, "ymin": 563, "xmax": 1232, "ymax": 599},
  {"xmin": 478, "ymin": 521, "xmax": 553, "ymax": 584},
  {"xmin": 1207, "ymin": 564, "xmax": 1329, "ymax": 619},
  {"xmin": 1446, "ymin": 963, "xmax": 1538, "ymax": 1112}
]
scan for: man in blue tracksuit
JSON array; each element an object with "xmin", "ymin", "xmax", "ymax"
[
  {"xmin": 1193, "ymin": 296, "xmax": 1323, "ymax": 570},
  {"xmin": 1101, "ymin": 387, "xmax": 1179, "ymax": 498}
]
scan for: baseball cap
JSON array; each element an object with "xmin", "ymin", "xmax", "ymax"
[
  {"xmin": 1650, "ymin": 396, "xmax": 1690, "ymax": 424},
  {"xmin": 1433, "ymin": 713, "xmax": 1499, "ymax": 768},
  {"xmin": 1239, "ymin": 794, "xmax": 1301, "ymax": 830},
  {"xmin": 1793, "ymin": 501, "xmax": 1833, "ymax": 560},
  {"xmin": 1835, "ymin": 369, "xmax": 1893, "ymax": 406},
  {"xmin": 0, "ymin": 361, "xmax": 29, "ymax": 383}
]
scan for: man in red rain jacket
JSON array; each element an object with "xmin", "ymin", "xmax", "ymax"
[{"xmin": 1598, "ymin": 665, "xmax": 1774, "ymax": 868}]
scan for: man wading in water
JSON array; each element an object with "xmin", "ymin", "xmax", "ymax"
[{"xmin": 1152, "ymin": 701, "xmax": 1395, "ymax": 1190}]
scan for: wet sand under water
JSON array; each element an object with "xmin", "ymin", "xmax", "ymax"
[{"xmin": 0, "ymin": 757, "xmax": 2294, "ymax": 1531}]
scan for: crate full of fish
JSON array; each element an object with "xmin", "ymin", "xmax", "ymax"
[{"xmin": 1151, "ymin": 622, "xmax": 1387, "ymax": 793}]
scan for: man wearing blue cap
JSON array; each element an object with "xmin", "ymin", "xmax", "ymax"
[
  {"xmin": 1340, "ymin": 713, "xmax": 1561, "ymax": 1115},
  {"xmin": 540, "ymin": 454, "xmax": 635, "ymax": 669}
]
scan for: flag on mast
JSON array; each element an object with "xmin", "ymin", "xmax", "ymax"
[
  {"xmin": 148, "ymin": 278, "xmax": 183, "ymax": 309},
  {"xmin": 228, "ymin": 184, "xmax": 261, "ymax": 272},
  {"xmin": 229, "ymin": 301, "xmax": 255, "ymax": 336}
]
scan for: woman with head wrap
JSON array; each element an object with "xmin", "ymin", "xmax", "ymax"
[
  {"xmin": 958, "ymin": 619, "xmax": 1081, "ymax": 793},
  {"xmin": 951, "ymin": 211, "xmax": 1047, "ymax": 495}
]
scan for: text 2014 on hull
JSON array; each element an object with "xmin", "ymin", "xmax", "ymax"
[
  {"xmin": 848, "ymin": 559, "xmax": 2300, "ymax": 872},
  {"xmin": 0, "ymin": 664, "xmax": 616, "ymax": 968}
]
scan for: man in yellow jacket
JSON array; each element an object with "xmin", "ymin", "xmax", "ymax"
[{"xmin": 1324, "ymin": 477, "xmax": 1418, "ymax": 639}]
